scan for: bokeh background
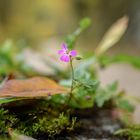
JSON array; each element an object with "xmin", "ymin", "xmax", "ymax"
[
  {"xmin": 0, "ymin": 0, "xmax": 140, "ymax": 54},
  {"xmin": 0, "ymin": 0, "xmax": 140, "ymax": 122}
]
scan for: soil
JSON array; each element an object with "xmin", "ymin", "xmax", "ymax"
[{"xmin": 37, "ymin": 107, "xmax": 126, "ymax": 140}]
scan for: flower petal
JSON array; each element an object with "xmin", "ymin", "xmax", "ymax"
[
  {"xmin": 64, "ymin": 55, "xmax": 70, "ymax": 62},
  {"xmin": 69, "ymin": 50, "xmax": 77, "ymax": 57},
  {"xmin": 61, "ymin": 43, "xmax": 68, "ymax": 51},
  {"xmin": 60, "ymin": 55, "xmax": 70, "ymax": 62},
  {"xmin": 58, "ymin": 49, "xmax": 66, "ymax": 55}
]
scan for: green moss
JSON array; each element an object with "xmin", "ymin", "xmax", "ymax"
[
  {"xmin": 32, "ymin": 113, "xmax": 76, "ymax": 137},
  {"xmin": 0, "ymin": 108, "xmax": 17, "ymax": 136},
  {"xmin": 0, "ymin": 101, "xmax": 76, "ymax": 138},
  {"xmin": 115, "ymin": 125, "xmax": 140, "ymax": 140}
]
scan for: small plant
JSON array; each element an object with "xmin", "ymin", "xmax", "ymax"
[
  {"xmin": 58, "ymin": 42, "xmax": 78, "ymax": 101},
  {"xmin": 0, "ymin": 18, "xmax": 93, "ymax": 139},
  {"xmin": 0, "ymin": 17, "xmax": 140, "ymax": 140},
  {"xmin": 115, "ymin": 125, "xmax": 140, "ymax": 140}
]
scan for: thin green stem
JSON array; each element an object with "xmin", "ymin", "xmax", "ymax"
[
  {"xmin": 70, "ymin": 59, "xmax": 74, "ymax": 91},
  {"xmin": 68, "ymin": 57, "xmax": 75, "ymax": 102},
  {"xmin": 67, "ymin": 57, "xmax": 82, "ymax": 105}
]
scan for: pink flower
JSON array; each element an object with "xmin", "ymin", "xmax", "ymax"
[{"xmin": 58, "ymin": 43, "xmax": 77, "ymax": 62}]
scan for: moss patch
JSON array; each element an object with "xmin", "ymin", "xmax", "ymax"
[{"xmin": 0, "ymin": 100, "xmax": 76, "ymax": 139}]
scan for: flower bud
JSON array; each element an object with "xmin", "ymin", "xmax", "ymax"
[{"xmin": 75, "ymin": 56, "xmax": 82, "ymax": 60}]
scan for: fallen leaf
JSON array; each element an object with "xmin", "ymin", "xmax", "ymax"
[
  {"xmin": 0, "ymin": 77, "xmax": 69, "ymax": 98},
  {"xmin": 95, "ymin": 16, "xmax": 129, "ymax": 56}
]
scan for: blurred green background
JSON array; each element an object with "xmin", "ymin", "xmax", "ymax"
[{"xmin": 0, "ymin": 0, "xmax": 140, "ymax": 55}]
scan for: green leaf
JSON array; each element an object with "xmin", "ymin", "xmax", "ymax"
[
  {"xmin": 95, "ymin": 82, "xmax": 118, "ymax": 107},
  {"xmin": 80, "ymin": 18, "xmax": 92, "ymax": 30},
  {"xmin": 116, "ymin": 99, "xmax": 134, "ymax": 112},
  {"xmin": 74, "ymin": 57, "xmax": 97, "ymax": 79},
  {"xmin": 65, "ymin": 17, "xmax": 91, "ymax": 49},
  {"xmin": 68, "ymin": 78, "xmax": 99, "ymax": 108},
  {"xmin": 53, "ymin": 57, "xmax": 99, "ymax": 109},
  {"xmin": 0, "ymin": 98, "xmax": 21, "ymax": 105},
  {"xmin": 52, "ymin": 79, "xmax": 99, "ymax": 109},
  {"xmin": 99, "ymin": 54, "xmax": 140, "ymax": 69}
]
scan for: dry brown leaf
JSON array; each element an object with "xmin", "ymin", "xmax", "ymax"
[
  {"xmin": 0, "ymin": 77, "xmax": 69, "ymax": 98},
  {"xmin": 95, "ymin": 16, "xmax": 129, "ymax": 56}
]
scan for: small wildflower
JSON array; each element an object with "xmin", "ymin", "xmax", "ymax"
[{"xmin": 58, "ymin": 43, "xmax": 77, "ymax": 62}]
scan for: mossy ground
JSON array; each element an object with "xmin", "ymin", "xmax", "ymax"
[
  {"xmin": 115, "ymin": 125, "xmax": 140, "ymax": 140},
  {"xmin": 0, "ymin": 99, "xmax": 76, "ymax": 139},
  {"xmin": 1, "ymin": 100, "xmax": 140, "ymax": 140}
]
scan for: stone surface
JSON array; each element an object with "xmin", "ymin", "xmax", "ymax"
[{"xmin": 98, "ymin": 63, "xmax": 140, "ymax": 123}]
